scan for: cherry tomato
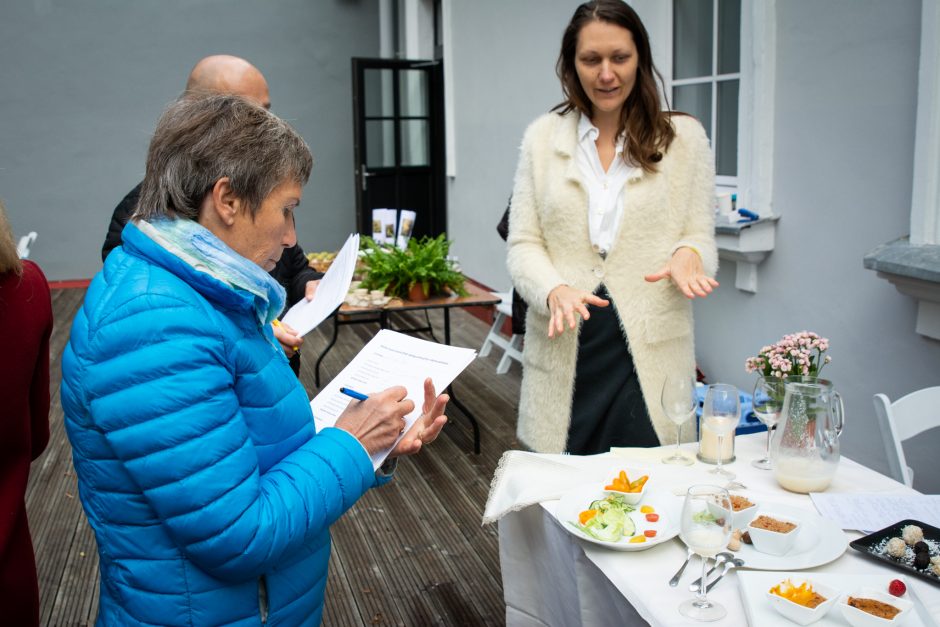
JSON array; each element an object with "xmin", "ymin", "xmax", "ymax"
[
  {"xmin": 644, "ymin": 530, "xmax": 658, "ymax": 538},
  {"xmin": 645, "ymin": 513, "xmax": 660, "ymax": 522}
]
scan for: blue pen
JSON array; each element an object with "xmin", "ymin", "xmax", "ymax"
[{"xmin": 339, "ymin": 387, "xmax": 369, "ymax": 401}]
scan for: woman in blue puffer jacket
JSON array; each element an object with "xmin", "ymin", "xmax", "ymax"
[{"xmin": 61, "ymin": 95, "xmax": 448, "ymax": 626}]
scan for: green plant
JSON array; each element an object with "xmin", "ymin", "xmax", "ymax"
[{"xmin": 359, "ymin": 234, "xmax": 468, "ymax": 299}]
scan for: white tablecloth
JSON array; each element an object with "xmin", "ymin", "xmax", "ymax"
[{"xmin": 498, "ymin": 434, "xmax": 940, "ymax": 626}]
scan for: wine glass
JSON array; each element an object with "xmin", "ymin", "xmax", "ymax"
[
  {"xmin": 751, "ymin": 376, "xmax": 784, "ymax": 470},
  {"xmin": 702, "ymin": 384, "xmax": 740, "ymax": 480},
  {"xmin": 679, "ymin": 485, "xmax": 733, "ymax": 621},
  {"xmin": 661, "ymin": 373, "xmax": 696, "ymax": 465}
]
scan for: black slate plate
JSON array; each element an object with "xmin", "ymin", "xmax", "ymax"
[{"xmin": 849, "ymin": 518, "xmax": 940, "ymax": 587}]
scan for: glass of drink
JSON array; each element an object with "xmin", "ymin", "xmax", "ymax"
[
  {"xmin": 751, "ymin": 376, "xmax": 784, "ymax": 470},
  {"xmin": 702, "ymin": 384, "xmax": 740, "ymax": 479},
  {"xmin": 661, "ymin": 373, "xmax": 697, "ymax": 465},
  {"xmin": 679, "ymin": 485, "xmax": 733, "ymax": 621}
]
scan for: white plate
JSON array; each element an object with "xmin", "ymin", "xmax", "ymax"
[
  {"xmin": 739, "ymin": 572, "xmax": 931, "ymax": 627},
  {"xmin": 738, "ymin": 502, "xmax": 848, "ymax": 570},
  {"xmin": 553, "ymin": 483, "xmax": 682, "ymax": 551}
]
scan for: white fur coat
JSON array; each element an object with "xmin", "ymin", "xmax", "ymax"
[{"xmin": 506, "ymin": 110, "xmax": 718, "ymax": 453}]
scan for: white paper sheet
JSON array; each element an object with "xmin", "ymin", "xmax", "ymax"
[
  {"xmin": 309, "ymin": 329, "xmax": 477, "ymax": 469},
  {"xmin": 281, "ymin": 233, "xmax": 359, "ymax": 337},
  {"xmin": 810, "ymin": 492, "xmax": 940, "ymax": 532}
]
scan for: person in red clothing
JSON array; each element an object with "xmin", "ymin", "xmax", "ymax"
[{"xmin": 0, "ymin": 200, "xmax": 53, "ymax": 627}]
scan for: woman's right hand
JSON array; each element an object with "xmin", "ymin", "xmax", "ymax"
[
  {"xmin": 546, "ymin": 285, "xmax": 609, "ymax": 338},
  {"xmin": 335, "ymin": 386, "xmax": 413, "ymax": 455}
]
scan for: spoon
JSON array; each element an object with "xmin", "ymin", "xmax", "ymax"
[
  {"xmin": 704, "ymin": 557, "xmax": 745, "ymax": 593},
  {"xmin": 668, "ymin": 547, "xmax": 695, "ymax": 587},
  {"xmin": 688, "ymin": 551, "xmax": 733, "ymax": 592}
]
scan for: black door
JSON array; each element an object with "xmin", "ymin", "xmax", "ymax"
[{"xmin": 352, "ymin": 58, "xmax": 446, "ymax": 240}]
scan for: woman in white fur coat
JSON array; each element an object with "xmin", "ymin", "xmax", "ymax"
[{"xmin": 507, "ymin": 0, "xmax": 719, "ymax": 455}]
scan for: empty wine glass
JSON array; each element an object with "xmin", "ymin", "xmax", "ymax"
[
  {"xmin": 702, "ymin": 384, "xmax": 740, "ymax": 480},
  {"xmin": 679, "ymin": 485, "xmax": 733, "ymax": 621},
  {"xmin": 751, "ymin": 376, "xmax": 784, "ymax": 470},
  {"xmin": 661, "ymin": 373, "xmax": 696, "ymax": 466}
]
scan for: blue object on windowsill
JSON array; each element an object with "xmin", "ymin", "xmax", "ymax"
[
  {"xmin": 693, "ymin": 385, "xmax": 766, "ymax": 439},
  {"xmin": 736, "ymin": 208, "xmax": 760, "ymax": 222}
]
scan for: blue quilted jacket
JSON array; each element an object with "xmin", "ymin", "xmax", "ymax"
[{"xmin": 62, "ymin": 222, "xmax": 379, "ymax": 626}]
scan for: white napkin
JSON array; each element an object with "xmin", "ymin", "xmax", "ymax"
[{"xmin": 483, "ymin": 451, "xmax": 619, "ymax": 524}]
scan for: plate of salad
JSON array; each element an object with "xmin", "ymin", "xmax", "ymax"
[{"xmin": 554, "ymin": 482, "xmax": 682, "ymax": 551}]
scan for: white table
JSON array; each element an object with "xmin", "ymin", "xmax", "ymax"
[{"xmin": 498, "ymin": 434, "xmax": 940, "ymax": 626}]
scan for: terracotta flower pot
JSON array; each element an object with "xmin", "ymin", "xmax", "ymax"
[{"xmin": 407, "ymin": 283, "xmax": 427, "ymax": 302}]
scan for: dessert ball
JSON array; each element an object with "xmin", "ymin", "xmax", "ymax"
[
  {"xmin": 901, "ymin": 524, "xmax": 924, "ymax": 545},
  {"xmin": 886, "ymin": 537, "xmax": 907, "ymax": 558}
]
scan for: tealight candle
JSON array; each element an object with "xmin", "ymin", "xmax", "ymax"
[{"xmin": 697, "ymin": 421, "xmax": 735, "ymax": 464}]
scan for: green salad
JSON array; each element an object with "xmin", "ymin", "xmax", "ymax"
[{"xmin": 571, "ymin": 494, "xmax": 637, "ymax": 542}]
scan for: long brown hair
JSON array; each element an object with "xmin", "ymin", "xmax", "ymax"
[
  {"xmin": 553, "ymin": 0, "xmax": 676, "ymax": 173},
  {"xmin": 0, "ymin": 199, "xmax": 23, "ymax": 276}
]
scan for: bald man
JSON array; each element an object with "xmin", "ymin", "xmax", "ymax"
[{"xmin": 102, "ymin": 55, "xmax": 319, "ymax": 375}]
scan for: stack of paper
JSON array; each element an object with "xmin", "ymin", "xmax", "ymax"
[{"xmin": 282, "ymin": 233, "xmax": 359, "ymax": 337}]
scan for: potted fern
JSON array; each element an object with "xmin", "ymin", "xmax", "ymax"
[{"xmin": 359, "ymin": 234, "xmax": 467, "ymax": 301}]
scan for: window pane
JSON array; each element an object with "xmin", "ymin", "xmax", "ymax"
[
  {"xmin": 716, "ymin": 79, "xmax": 738, "ymax": 176},
  {"xmin": 718, "ymin": 0, "xmax": 741, "ymax": 74},
  {"xmin": 364, "ymin": 69, "xmax": 394, "ymax": 118},
  {"xmin": 399, "ymin": 69, "xmax": 428, "ymax": 117},
  {"xmin": 400, "ymin": 120, "xmax": 429, "ymax": 166},
  {"xmin": 366, "ymin": 120, "xmax": 395, "ymax": 167},
  {"xmin": 673, "ymin": 83, "xmax": 712, "ymax": 138},
  {"xmin": 673, "ymin": 0, "xmax": 713, "ymax": 79}
]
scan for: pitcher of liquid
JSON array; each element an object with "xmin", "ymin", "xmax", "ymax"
[{"xmin": 770, "ymin": 376, "xmax": 845, "ymax": 493}]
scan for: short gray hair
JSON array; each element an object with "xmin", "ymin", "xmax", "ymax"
[{"xmin": 135, "ymin": 95, "xmax": 312, "ymax": 221}]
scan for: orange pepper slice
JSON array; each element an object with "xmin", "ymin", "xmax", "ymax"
[
  {"xmin": 628, "ymin": 536, "xmax": 646, "ymax": 543},
  {"xmin": 579, "ymin": 510, "xmax": 597, "ymax": 524},
  {"xmin": 640, "ymin": 505, "xmax": 655, "ymax": 514}
]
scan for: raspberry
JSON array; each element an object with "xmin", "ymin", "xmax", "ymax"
[{"xmin": 888, "ymin": 579, "xmax": 906, "ymax": 597}]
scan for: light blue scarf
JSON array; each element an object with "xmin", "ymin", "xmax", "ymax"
[{"xmin": 137, "ymin": 217, "xmax": 286, "ymax": 326}]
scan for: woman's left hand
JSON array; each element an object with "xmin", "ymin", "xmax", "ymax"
[
  {"xmin": 389, "ymin": 378, "xmax": 448, "ymax": 458},
  {"xmin": 644, "ymin": 247, "xmax": 719, "ymax": 299}
]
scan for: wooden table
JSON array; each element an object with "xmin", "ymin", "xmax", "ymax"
[{"xmin": 314, "ymin": 282, "xmax": 501, "ymax": 454}]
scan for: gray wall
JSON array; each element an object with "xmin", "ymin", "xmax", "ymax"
[
  {"xmin": 447, "ymin": 0, "xmax": 940, "ymax": 489},
  {"xmin": 0, "ymin": 0, "xmax": 379, "ymax": 281}
]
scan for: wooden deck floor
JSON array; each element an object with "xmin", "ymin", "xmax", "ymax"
[{"xmin": 27, "ymin": 287, "xmax": 522, "ymax": 626}]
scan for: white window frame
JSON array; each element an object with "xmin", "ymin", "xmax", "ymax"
[
  {"xmin": 911, "ymin": 0, "xmax": 940, "ymax": 246},
  {"xmin": 669, "ymin": 0, "xmax": 741, "ymax": 186},
  {"xmin": 665, "ymin": 0, "xmax": 776, "ymax": 217}
]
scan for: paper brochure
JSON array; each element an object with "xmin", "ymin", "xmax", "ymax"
[
  {"xmin": 309, "ymin": 329, "xmax": 477, "ymax": 469},
  {"xmin": 281, "ymin": 233, "xmax": 359, "ymax": 337}
]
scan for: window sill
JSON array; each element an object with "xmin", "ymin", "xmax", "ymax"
[
  {"xmin": 863, "ymin": 237, "xmax": 940, "ymax": 340},
  {"xmin": 715, "ymin": 214, "xmax": 780, "ymax": 293}
]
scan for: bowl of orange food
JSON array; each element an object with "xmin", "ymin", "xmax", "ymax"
[
  {"xmin": 602, "ymin": 469, "xmax": 649, "ymax": 506},
  {"xmin": 766, "ymin": 578, "xmax": 839, "ymax": 625}
]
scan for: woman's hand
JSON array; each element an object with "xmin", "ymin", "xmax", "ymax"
[
  {"xmin": 644, "ymin": 247, "xmax": 719, "ymax": 299},
  {"xmin": 546, "ymin": 285, "xmax": 609, "ymax": 338},
  {"xmin": 335, "ymin": 386, "xmax": 413, "ymax": 455},
  {"xmin": 272, "ymin": 320, "xmax": 303, "ymax": 355},
  {"xmin": 389, "ymin": 378, "xmax": 448, "ymax": 458}
]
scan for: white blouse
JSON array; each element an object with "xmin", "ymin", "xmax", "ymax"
[{"xmin": 576, "ymin": 114, "xmax": 636, "ymax": 256}]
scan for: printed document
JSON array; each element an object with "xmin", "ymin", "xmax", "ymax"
[
  {"xmin": 281, "ymin": 233, "xmax": 359, "ymax": 337},
  {"xmin": 810, "ymin": 492, "xmax": 940, "ymax": 531},
  {"xmin": 309, "ymin": 329, "xmax": 477, "ymax": 469}
]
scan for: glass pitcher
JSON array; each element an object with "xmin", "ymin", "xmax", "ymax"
[{"xmin": 770, "ymin": 376, "xmax": 845, "ymax": 493}]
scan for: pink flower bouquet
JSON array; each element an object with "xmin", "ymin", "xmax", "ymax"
[{"xmin": 744, "ymin": 331, "xmax": 831, "ymax": 379}]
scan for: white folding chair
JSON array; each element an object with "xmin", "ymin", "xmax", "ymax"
[
  {"xmin": 478, "ymin": 291, "xmax": 523, "ymax": 375},
  {"xmin": 17, "ymin": 231, "xmax": 37, "ymax": 259},
  {"xmin": 872, "ymin": 387, "xmax": 940, "ymax": 487}
]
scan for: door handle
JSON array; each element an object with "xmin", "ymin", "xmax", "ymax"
[{"xmin": 359, "ymin": 166, "xmax": 373, "ymax": 191}]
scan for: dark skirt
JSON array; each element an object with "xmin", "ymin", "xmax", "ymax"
[{"xmin": 566, "ymin": 285, "xmax": 660, "ymax": 455}]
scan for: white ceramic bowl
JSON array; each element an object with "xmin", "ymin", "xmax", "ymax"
[
  {"xmin": 747, "ymin": 512, "xmax": 801, "ymax": 556},
  {"xmin": 729, "ymin": 495, "xmax": 759, "ymax": 530},
  {"xmin": 838, "ymin": 587, "xmax": 912, "ymax": 627},
  {"xmin": 765, "ymin": 579, "xmax": 839, "ymax": 625},
  {"xmin": 602, "ymin": 472, "xmax": 649, "ymax": 506}
]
